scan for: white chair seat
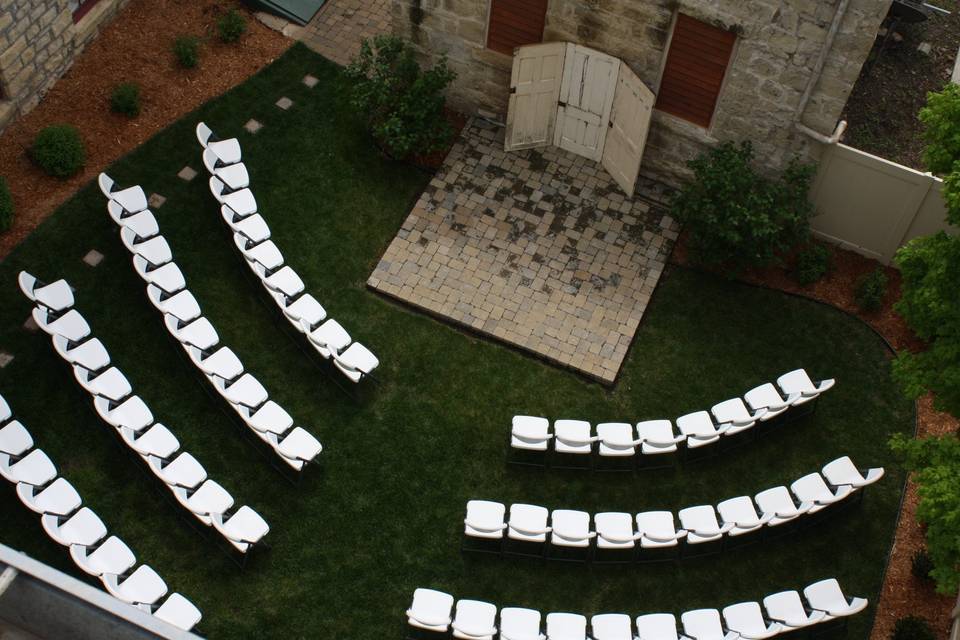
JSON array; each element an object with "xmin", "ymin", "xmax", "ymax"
[
  {"xmin": 677, "ymin": 411, "xmax": 723, "ymax": 448},
  {"xmin": 188, "ymin": 345, "xmax": 243, "ymax": 380},
  {"xmin": 636, "ymin": 511, "xmax": 685, "ymax": 548},
  {"xmin": 1, "ymin": 449, "xmax": 57, "ymax": 485},
  {"xmin": 716, "ymin": 495, "xmax": 770, "ymax": 536},
  {"xmin": 0, "ymin": 420, "xmax": 34, "ymax": 457},
  {"xmin": 407, "ymin": 588, "xmax": 454, "ymax": 633},
  {"xmin": 221, "ymin": 188, "xmax": 258, "ymax": 218},
  {"xmin": 35, "ymin": 308, "xmax": 91, "ymax": 342},
  {"xmin": 235, "ymin": 235, "xmax": 284, "ymax": 271},
  {"xmin": 755, "ymin": 486, "xmax": 810, "ymax": 526},
  {"xmin": 212, "ymin": 161, "xmax": 249, "ymax": 190},
  {"xmin": 453, "ymin": 599, "xmax": 498, "ymax": 640},
  {"xmin": 104, "ymin": 565, "xmax": 168, "ymax": 606},
  {"xmin": 591, "ymin": 613, "xmax": 633, "ymax": 640},
  {"xmin": 511, "ymin": 415, "xmax": 551, "ymax": 451},
  {"xmin": 118, "ymin": 208, "xmax": 159, "ymax": 239},
  {"xmin": 508, "ymin": 503, "xmax": 550, "ymax": 543},
  {"xmin": 121, "ymin": 424, "xmax": 180, "ymax": 459},
  {"xmin": 464, "ymin": 500, "xmax": 507, "ymax": 540},
  {"xmin": 790, "ymin": 473, "xmax": 853, "ymax": 513},
  {"xmin": 225, "ymin": 209, "xmax": 271, "ymax": 243},
  {"xmin": 333, "ymin": 342, "xmax": 379, "ymax": 382},
  {"xmin": 777, "ymin": 368, "xmax": 835, "ymax": 405},
  {"xmin": 148, "ymin": 453, "xmax": 206, "ymax": 489},
  {"xmin": 122, "ymin": 231, "xmax": 172, "ymax": 267},
  {"xmin": 19, "ymin": 275, "xmax": 75, "ymax": 312},
  {"xmin": 722, "ymin": 601, "xmax": 781, "ymax": 640},
  {"xmin": 153, "ymin": 593, "xmax": 203, "ymax": 631},
  {"xmin": 275, "ymin": 427, "xmax": 323, "ymax": 469},
  {"xmin": 95, "ymin": 395, "xmax": 153, "ymax": 432},
  {"xmin": 239, "ymin": 401, "xmax": 294, "ymax": 435},
  {"xmin": 637, "ymin": 420, "xmax": 681, "ymax": 455},
  {"xmin": 216, "ymin": 373, "xmax": 268, "ymax": 409},
  {"xmin": 17, "ymin": 477, "xmax": 81, "ymax": 515},
  {"xmin": 209, "ymin": 138, "xmax": 242, "ymax": 165},
  {"xmin": 635, "ymin": 613, "xmax": 679, "ymax": 640},
  {"xmin": 111, "ymin": 185, "xmax": 148, "ymax": 214},
  {"xmin": 596, "ymin": 422, "xmax": 638, "ymax": 456},
  {"xmin": 501, "ymin": 607, "xmax": 544, "ymax": 640},
  {"xmin": 212, "ymin": 506, "xmax": 269, "ymax": 553},
  {"xmin": 711, "ymin": 397, "xmax": 764, "ymax": 435},
  {"xmin": 822, "ymin": 456, "xmax": 884, "ymax": 489},
  {"xmin": 153, "ymin": 290, "xmax": 202, "ymax": 323},
  {"xmin": 678, "ymin": 505, "xmax": 730, "ymax": 544},
  {"xmin": 283, "ymin": 294, "xmax": 326, "ymax": 331},
  {"xmin": 42, "ymin": 507, "xmax": 107, "ymax": 547},
  {"xmin": 71, "ymin": 536, "xmax": 136, "ymax": 577},
  {"xmin": 546, "ymin": 612, "xmax": 587, "ymax": 640},
  {"xmin": 595, "ymin": 512, "xmax": 636, "ymax": 549},
  {"xmin": 744, "ymin": 383, "xmax": 796, "ymax": 420},
  {"xmin": 0, "ymin": 394, "xmax": 10, "ymax": 422},
  {"xmin": 165, "ymin": 316, "xmax": 219, "ymax": 350},
  {"xmin": 262, "ymin": 266, "xmax": 304, "ymax": 298},
  {"xmin": 803, "ymin": 578, "xmax": 868, "ymax": 619},
  {"xmin": 53, "ymin": 335, "xmax": 110, "ymax": 371},
  {"xmin": 554, "ymin": 419, "xmax": 593, "ymax": 455},
  {"xmin": 308, "ymin": 319, "xmax": 351, "ymax": 358},
  {"xmin": 173, "ymin": 479, "xmax": 234, "ymax": 523},
  {"xmin": 134, "ymin": 259, "xmax": 185, "ymax": 295},
  {"xmin": 681, "ymin": 609, "xmax": 735, "ymax": 640},
  {"xmin": 762, "ymin": 590, "xmax": 826, "ymax": 629},
  {"xmin": 76, "ymin": 366, "xmax": 132, "ymax": 402},
  {"xmin": 551, "ymin": 509, "xmax": 593, "ymax": 548}
]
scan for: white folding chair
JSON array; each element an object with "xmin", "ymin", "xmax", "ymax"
[
  {"xmin": 463, "ymin": 500, "xmax": 507, "ymax": 553},
  {"xmin": 452, "ymin": 599, "xmax": 498, "ymax": 640},
  {"xmin": 776, "ymin": 369, "xmax": 835, "ymax": 406},
  {"xmin": 546, "ymin": 612, "xmax": 587, "ymax": 640},
  {"xmin": 553, "ymin": 419, "xmax": 596, "ymax": 469},
  {"xmin": 594, "ymin": 512, "xmax": 638, "ymax": 562},
  {"xmin": 802, "ymin": 579, "xmax": 867, "ymax": 620},
  {"xmin": 591, "ymin": 613, "xmax": 633, "ymax": 640},
  {"xmin": 754, "ymin": 486, "xmax": 812, "ymax": 529},
  {"xmin": 678, "ymin": 505, "xmax": 731, "ymax": 551},
  {"xmin": 635, "ymin": 613, "xmax": 679, "ymax": 640},
  {"xmin": 548, "ymin": 509, "xmax": 594, "ymax": 561},
  {"xmin": 710, "ymin": 397, "xmax": 766, "ymax": 438},
  {"xmin": 506, "ymin": 503, "xmax": 550, "ymax": 557},
  {"xmin": 42, "ymin": 507, "xmax": 107, "ymax": 547},
  {"xmin": 406, "ymin": 588, "xmax": 454, "ymax": 635},
  {"xmin": 333, "ymin": 343, "xmax": 379, "ymax": 383},
  {"xmin": 501, "ymin": 607, "xmax": 545, "ymax": 640},
  {"xmin": 71, "ymin": 535, "xmax": 136, "ymax": 577},
  {"xmin": 211, "ymin": 506, "xmax": 269, "ymax": 554},
  {"xmin": 636, "ymin": 420, "xmax": 683, "ymax": 468},
  {"xmin": 716, "ymin": 496, "xmax": 771, "ymax": 538},
  {"xmin": 151, "ymin": 592, "xmax": 203, "ymax": 631},
  {"xmin": 680, "ymin": 609, "xmax": 737, "ymax": 640},
  {"xmin": 103, "ymin": 564, "xmax": 168, "ymax": 606},
  {"xmin": 596, "ymin": 422, "xmax": 640, "ymax": 470},
  {"xmin": 635, "ymin": 511, "xmax": 686, "ymax": 561},
  {"xmin": 789, "ymin": 473, "xmax": 853, "ymax": 514},
  {"xmin": 821, "ymin": 456, "xmax": 884, "ymax": 490},
  {"xmin": 762, "ymin": 590, "xmax": 826, "ymax": 630},
  {"xmin": 722, "ymin": 602, "xmax": 781, "ymax": 639},
  {"xmin": 16, "ymin": 477, "xmax": 81, "ymax": 516},
  {"xmin": 676, "ymin": 411, "xmax": 726, "ymax": 452}
]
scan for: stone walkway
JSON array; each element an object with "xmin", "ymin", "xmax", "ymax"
[
  {"xmin": 368, "ymin": 119, "xmax": 679, "ymax": 384},
  {"xmin": 294, "ymin": 0, "xmax": 392, "ymax": 66}
]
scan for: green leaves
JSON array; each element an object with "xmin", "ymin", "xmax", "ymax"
[
  {"xmin": 670, "ymin": 141, "xmax": 816, "ymax": 274},
  {"xmin": 920, "ymin": 83, "xmax": 960, "ymax": 225},
  {"xmin": 344, "ymin": 35, "xmax": 456, "ymax": 161}
]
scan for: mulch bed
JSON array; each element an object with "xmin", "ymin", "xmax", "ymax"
[
  {"xmin": 671, "ymin": 235, "xmax": 957, "ymax": 640},
  {"xmin": 0, "ymin": 0, "xmax": 290, "ymax": 260}
]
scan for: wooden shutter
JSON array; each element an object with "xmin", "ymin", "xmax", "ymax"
[
  {"xmin": 655, "ymin": 14, "xmax": 736, "ymax": 128},
  {"xmin": 487, "ymin": 0, "xmax": 549, "ymax": 56}
]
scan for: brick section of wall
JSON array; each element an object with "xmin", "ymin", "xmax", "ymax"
[
  {"xmin": 391, "ymin": 0, "xmax": 891, "ymax": 186},
  {"xmin": 0, "ymin": 0, "xmax": 129, "ymax": 132}
]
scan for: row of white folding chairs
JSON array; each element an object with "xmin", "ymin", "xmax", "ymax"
[
  {"xmin": 0, "ymin": 392, "xmax": 201, "ymax": 631},
  {"xmin": 195, "ymin": 121, "xmax": 379, "ymax": 384},
  {"xmin": 96, "ymin": 173, "xmax": 323, "ymax": 472},
  {"xmin": 18, "ymin": 272, "xmax": 269, "ymax": 555},
  {"xmin": 510, "ymin": 369, "xmax": 836, "ymax": 461},
  {"xmin": 406, "ymin": 578, "xmax": 867, "ymax": 639},
  {"xmin": 463, "ymin": 456, "xmax": 883, "ymax": 558}
]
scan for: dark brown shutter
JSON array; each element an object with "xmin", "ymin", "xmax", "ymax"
[
  {"xmin": 486, "ymin": 0, "xmax": 549, "ymax": 55},
  {"xmin": 655, "ymin": 14, "xmax": 736, "ymax": 128}
]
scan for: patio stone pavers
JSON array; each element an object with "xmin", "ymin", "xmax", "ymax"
[
  {"xmin": 177, "ymin": 166, "xmax": 198, "ymax": 181},
  {"xmin": 244, "ymin": 119, "xmax": 263, "ymax": 134},
  {"xmin": 276, "ymin": 96, "xmax": 293, "ymax": 110},
  {"xmin": 148, "ymin": 193, "xmax": 166, "ymax": 209},
  {"xmin": 295, "ymin": 0, "xmax": 392, "ymax": 67},
  {"xmin": 368, "ymin": 118, "xmax": 679, "ymax": 384},
  {"xmin": 82, "ymin": 249, "xmax": 104, "ymax": 267},
  {"xmin": 0, "ymin": 352, "xmax": 12, "ymax": 368}
]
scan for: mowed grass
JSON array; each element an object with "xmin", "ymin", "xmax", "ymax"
[{"xmin": 0, "ymin": 44, "xmax": 912, "ymax": 639}]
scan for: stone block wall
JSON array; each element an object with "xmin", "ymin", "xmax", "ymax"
[
  {"xmin": 392, "ymin": 0, "xmax": 891, "ymax": 185},
  {"xmin": 0, "ymin": 0, "xmax": 130, "ymax": 132}
]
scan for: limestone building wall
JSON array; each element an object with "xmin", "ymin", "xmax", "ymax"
[
  {"xmin": 0, "ymin": 0, "xmax": 130, "ymax": 131},
  {"xmin": 392, "ymin": 0, "xmax": 891, "ymax": 185}
]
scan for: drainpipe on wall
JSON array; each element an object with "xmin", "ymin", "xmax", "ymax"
[{"xmin": 794, "ymin": 0, "xmax": 852, "ymax": 143}]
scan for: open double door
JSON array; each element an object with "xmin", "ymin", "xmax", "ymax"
[{"xmin": 504, "ymin": 42, "xmax": 655, "ymax": 197}]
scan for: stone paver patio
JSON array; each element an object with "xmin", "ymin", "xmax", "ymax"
[
  {"xmin": 295, "ymin": 0, "xmax": 392, "ymax": 66},
  {"xmin": 368, "ymin": 119, "xmax": 679, "ymax": 383}
]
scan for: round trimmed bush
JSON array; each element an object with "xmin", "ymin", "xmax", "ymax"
[
  {"xmin": 31, "ymin": 124, "xmax": 85, "ymax": 178},
  {"xmin": 912, "ymin": 548, "xmax": 935, "ymax": 582},
  {"xmin": 892, "ymin": 616, "xmax": 935, "ymax": 640},
  {"xmin": 110, "ymin": 82, "xmax": 141, "ymax": 117},
  {"xmin": 0, "ymin": 176, "xmax": 13, "ymax": 233},
  {"xmin": 794, "ymin": 243, "xmax": 831, "ymax": 285},
  {"xmin": 173, "ymin": 35, "xmax": 200, "ymax": 68},
  {"xmin": 217, "ymin": 9, "xmax": 247, "ymax": 43},
  {"xmin": 855, "ymin": 267, "xmax": 889, "ymax": 313}
]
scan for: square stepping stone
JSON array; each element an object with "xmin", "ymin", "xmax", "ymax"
[
  {"xmin": 0, "ymin": 352, "xmax": 13, "ymax": 368},
  {"xmin": 302, "ymin": 74, "xmax": 319, "ymax": 88},
  {"xmin": 83, "ymin": 249, "xmax": 104, "ymax": 267},
  {"xmin": 244, "ymin": 119, "xmax": 263, "ymax": 134},
  {"xmin": 148, "ymin": 193, "xmax": 166, "ymax": 209},
  {"xmin": 23, "ymin": 315, "xmax": 38, "ymax": 332},
  {"xmin": 275, "ymin": 96, "xmax": 293, "ymax": 110},
  {"xmin": 177, "ymin": 166, "xmax": 198, "ymax": 182}
]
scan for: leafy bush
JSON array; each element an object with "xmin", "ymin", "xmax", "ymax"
[
  {"xmin": 110, "ymin": 82, "xmax": 141, "ymax": 117},
  {"xmin": 0, "ymin": 176, "xmax": 13, "ymax": 233},
  {"xmin": 794, "ymin": 243, "xmax": 831, "ymax": 285},
  {"xmin": 890, "ymin": 433, "xmax": 960, "ymax": 594},
  {"xmin": 670, "ymin": 141, "xmax": 816, "ymax": 274},
  {"xmin": 344, "ymin": 35, "xmax": 456, "ymax": 161},
  {"xmin": 173, "ymin": 35, "xmax": 200, "ymax": 68},
  {"xmin": 855, "ymin": 267, "xmax": 887, "ymax": 312},
  {"xmin": 912, "ymin": 549, "xmax": 935, "ymax": 582},
  {"xmin": 217, "ymin": 9, "xmax": 247, "ymax": 43},
  {"xmin": 892, "ymin": 616, "xmax": 935, "ymax": 640},
  {"xmin": 30, "ymin": 124, "xmax": 85, "ymax": 178},
  {"xmin": 920, "ymin": 82, "xmax": 960, "ymax": 179}
]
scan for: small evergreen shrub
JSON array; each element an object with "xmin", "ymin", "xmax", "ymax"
[
  {"xmin": 173, "ymin": 35, "xmax": 200, "ymax": 68},
  {"xmin": 345, "ymin": 35, "xmax": 457, "ymax": 161},
  {"xmin": 912, "ymin": 548, "xmax": 935, "ymax": 582},
  {"xmin": 110, "ymin": 82, "xmax": 141, "ymax": 117},
  {"xmin": 794, "ymin": 243, "xmax": 831, "ymax": 285},
  {"xmin": 0, "ymin": 176, "xmax": 13, "ymax": 233},
  {"xmin": 855, "ymin": 267, "xmax": 888, "ymax": 313},
  {"xmin": 892, "ymin": 616, "xmax": 935, "ymax": 640},
  {"xmin": 30, "ymin": 125, "xmax": 85, "ymax": 178},
  {"xmin": 217, "ymin": 9, "xmax": 247, "ymax": 43}
]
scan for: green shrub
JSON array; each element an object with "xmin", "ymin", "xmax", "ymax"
[
  {"xmin": 344, "ymin": 35, "xmax": 456, "ymax": 161},
  {"xmin": 794, "ymin": 243, "xmax": 831, "ymax": 285},
  {"xmin": 892, "ymin": 616, "xmax": 935, "ymax": 640},
  {"xmin": 912, "ymin": 549, "xmax": 935, "ymax": 582},
  {"xmin": 0, "ymin": 176, "xmax": 13, "ymax": 233},
  {"xmin": 30, "ymin": 124, "xmax": 85, "ymax": 178},
  {"xmin": 110, "ymin": 82, "xmax": 141, "ymax": 117},
  {"xmin": 217, "ymin": 9, "xmax": 247, "ymax": 43},
  {"xmin": 670, "ymin": 141, "xmax": 816, "ymax": 275},
  {"xmin": 855, "ymin": 267, "xmax": 888, "ymax": 312},
  {"xmin": 173, "ymin": 35, "xmax": 200, "ymax": 68}
]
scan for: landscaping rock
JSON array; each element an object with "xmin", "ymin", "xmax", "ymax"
[
  {"xmin": 918, "ymin": 42, "xmax": 932, "ymax": 55},
  {"xmin": 83, "ymin": 249, "xmax": 104, "ymax": 267},
  {"xmin": 276, "ymin": 96, "xmax": 293, "ymax": 110},
  {"xmin": 244, "ymin": 119, "xmax": 263, "ymax": 134},
  {"xmin": 177, "ymin": 166, "xmax": 198, "ymax": 181},
  {"xmin": 303, "ymin": 74, "xmax": 319, "ymax": 88},
  {"xmin": 0, "ymin": 352, "xmax": 13, "ymax": 368},
  {"xmin": 148, "ymin": 193, "xmax": 166, "ymax": 209}
]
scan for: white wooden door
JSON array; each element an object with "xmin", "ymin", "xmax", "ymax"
[
  {"xmin": 554, "ymin": 44, "xmax": 620, "ymax": 162},
  {"xmin": 504, "ymin": 42, "xmax": 567, "ymax": 152},
  {"xmin": 602, "ymin": 63, "xmax": 655, "ymax": 196}
]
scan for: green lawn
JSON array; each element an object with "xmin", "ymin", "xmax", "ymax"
[{"xmin": 0, "ymin": 44, "xmax": 913, "ymax": 639}]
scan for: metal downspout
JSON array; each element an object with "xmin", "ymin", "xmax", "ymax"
[{"xmin": 794, "ymin": 0, "xmax": 852, "ymax": 141}]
